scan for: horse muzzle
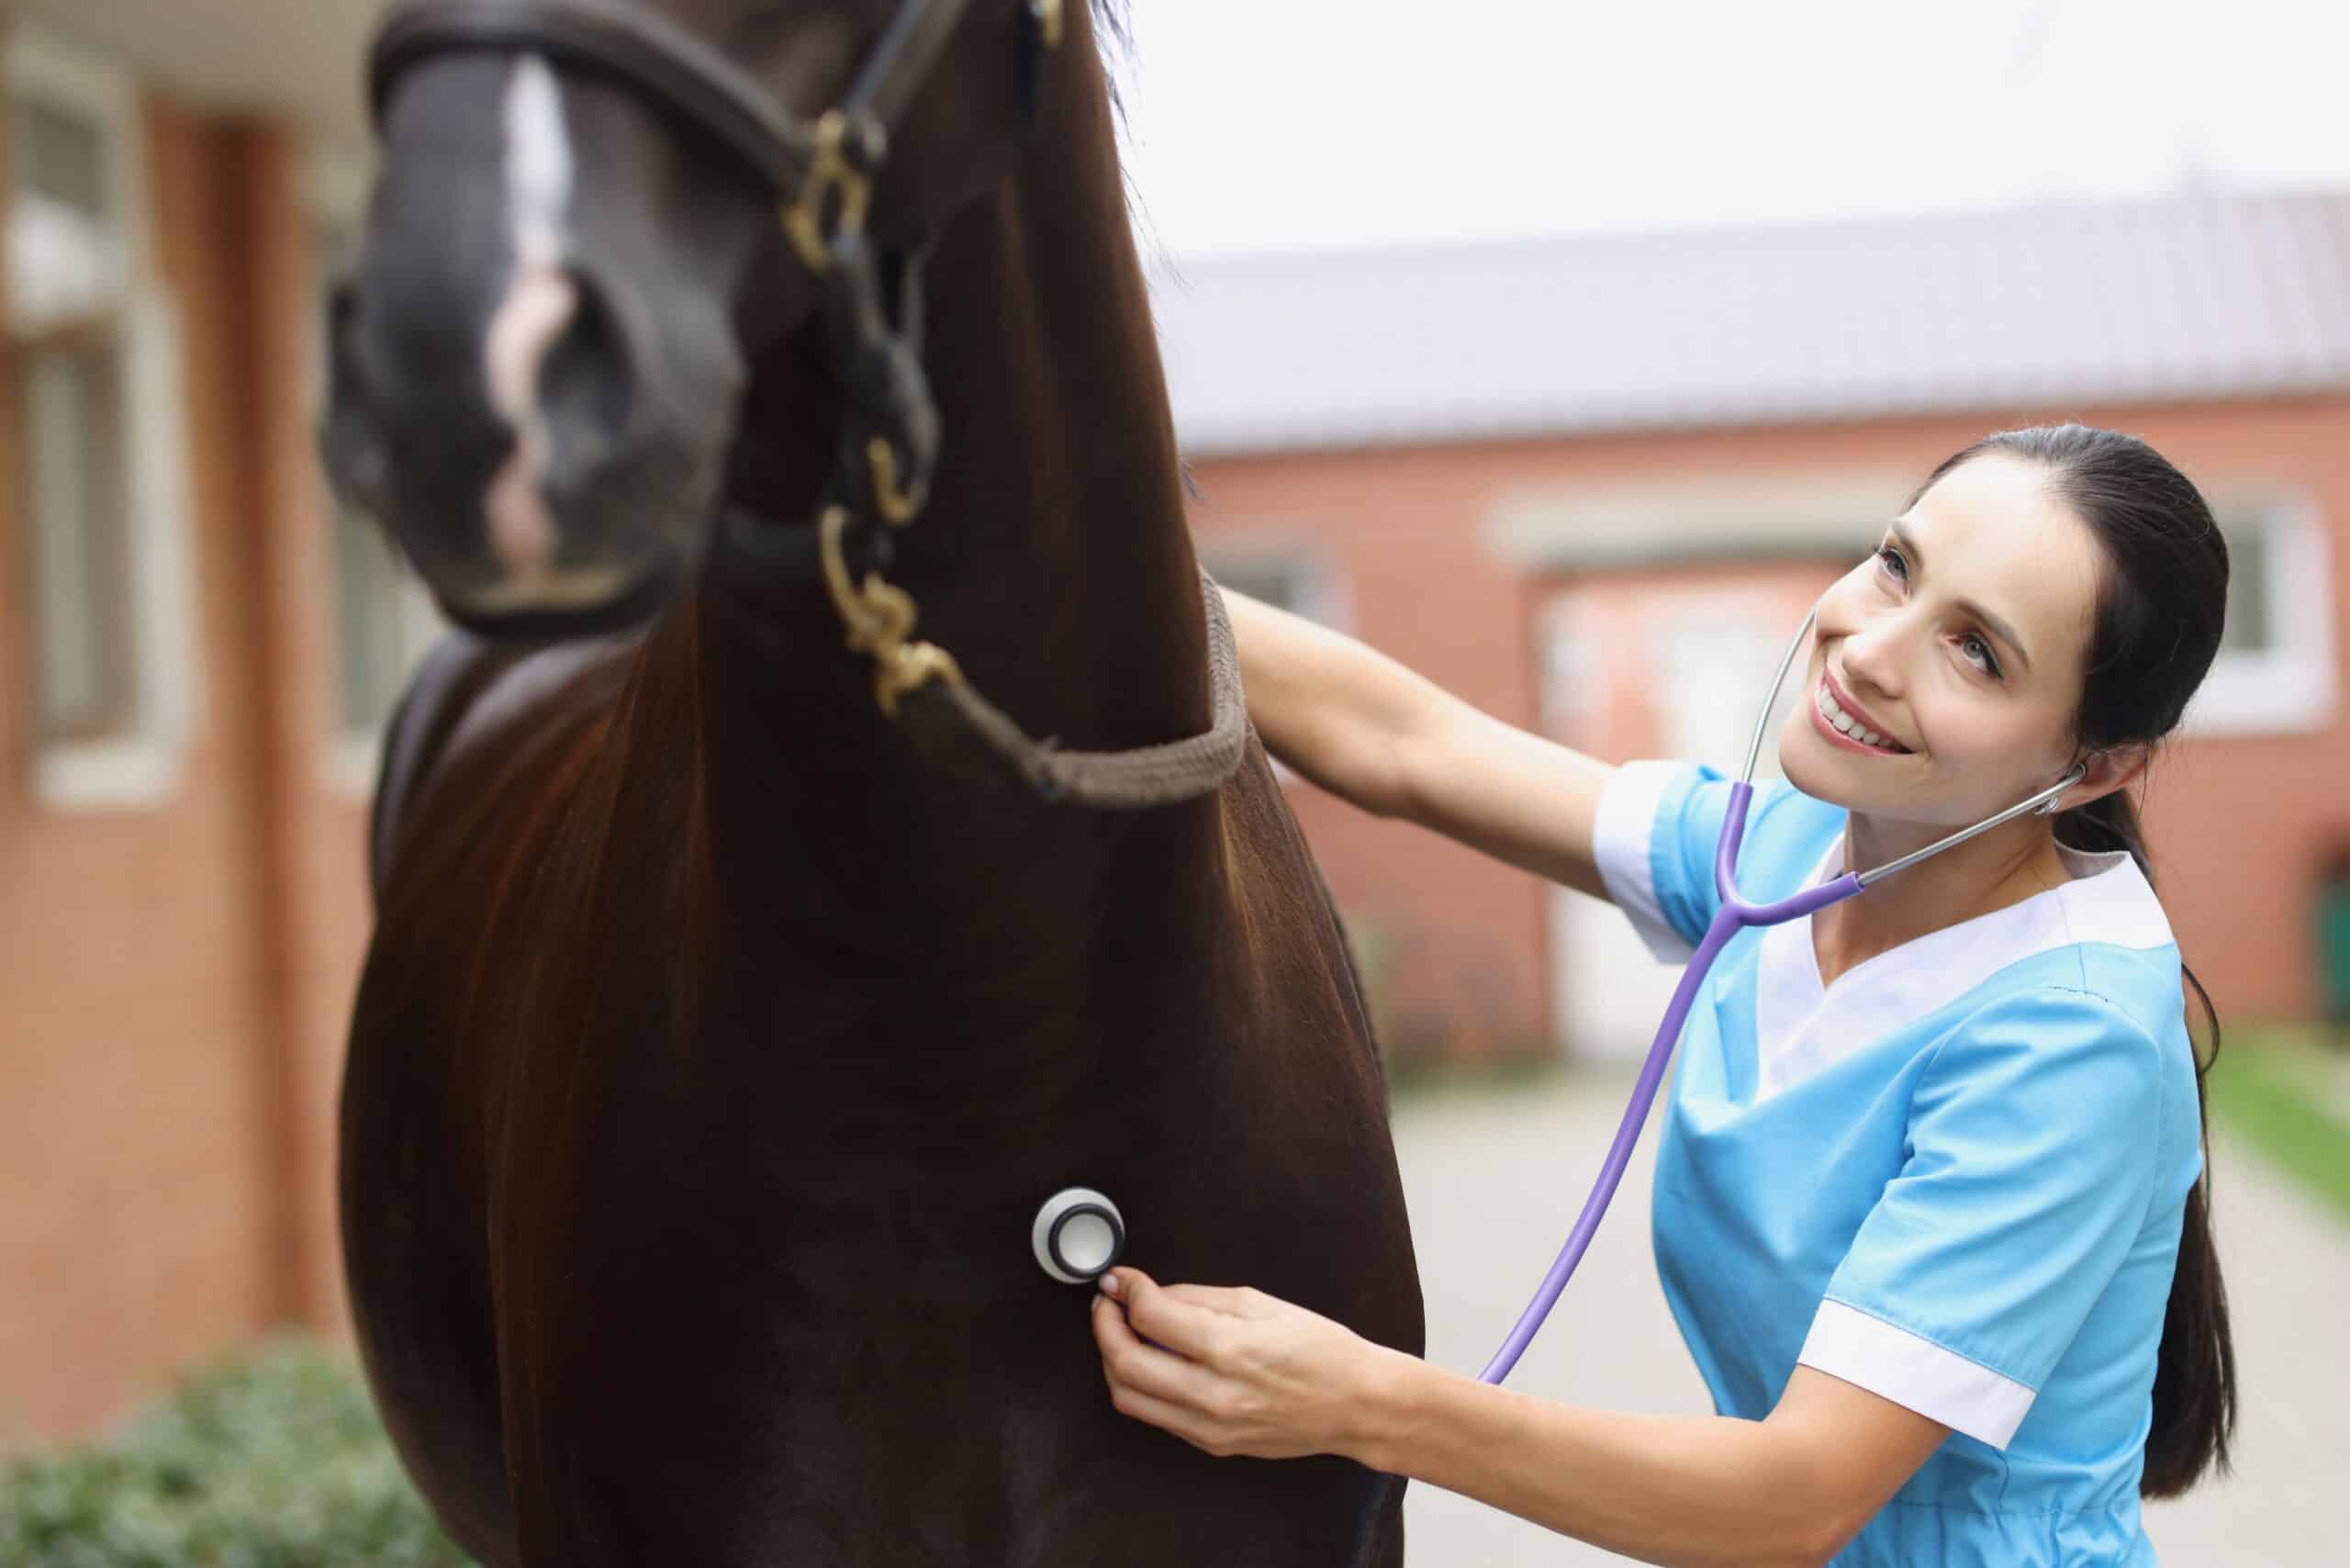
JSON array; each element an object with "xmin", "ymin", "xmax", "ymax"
[{"xmin": 320, "ymin": 239, "xmax": 738, "ymax": 640}]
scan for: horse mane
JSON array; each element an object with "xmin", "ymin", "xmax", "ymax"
[
  {"xmin": 1089, "ymin": 0, "xmax": 1134, "ymax": 119},
  {"xmin": 1091, "ymin": 0, "xmax": 1129, "ymax": 50}
]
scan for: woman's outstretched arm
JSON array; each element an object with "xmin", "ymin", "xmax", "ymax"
[
  {"xmin": 1221, "ymin": 588, "xmax": 1620, "ymax": 901},
  {"xmin": 1091, "ymin": 1270, "xmax": 1946, "ymax": 1568}
]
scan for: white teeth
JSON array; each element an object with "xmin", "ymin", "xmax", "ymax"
[{"xmin": 1818, "ymin": 682, "xmax": 1904, "ymax": 753}]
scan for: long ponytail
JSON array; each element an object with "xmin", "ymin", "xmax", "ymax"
[{"xmin": 2056, "ymin": 792, "xmax": 2236, "ymax": 1497}]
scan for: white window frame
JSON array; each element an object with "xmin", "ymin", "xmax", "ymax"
[
  {"xmin": 8, "ymin": 26, "xmax": 200, "ymax": 812},
  {"xmin": 302, "ymin": 140, "xmax": 442, "ymax": 801},
  {"xmin": 2181, "ymin": 495, "xmax": 2336, "ymax": 738}
]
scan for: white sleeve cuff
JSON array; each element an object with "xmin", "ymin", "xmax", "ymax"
[
  {"xmin": 1593, "ymin": 760, "xmax": 1695, "ymax": 963},
  {"xmin": 1799, "ymin": 1298, "xmax": 2036, "ymax": 1451}
]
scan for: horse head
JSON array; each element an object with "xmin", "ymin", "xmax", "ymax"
[{"xmin": 320, "ymin": 0, "xmax": 1066, "ymax": 638}]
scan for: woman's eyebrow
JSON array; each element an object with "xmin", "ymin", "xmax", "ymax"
[{"xmin": 1887, "ymin": 521, "xmax": 2034, "ymax": 675}]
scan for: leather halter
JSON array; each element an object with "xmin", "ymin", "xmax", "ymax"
[
  {"xmin": 363, "ymin": 0, "xmax": 1249, "ymax": 809},
  {"xmin": 371, "ymin": 0, "xmax": 977, "ymax": 203}
]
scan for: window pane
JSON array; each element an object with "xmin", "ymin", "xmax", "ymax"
[
  {"xmin": 9, "ymin": 100, "xmax": 124, "ymax": 332},
  {"xmin": 22, "ymin": 339, "xmax": 131, "ymax": 741},
  {"xmin": 1203, "ymin": 554, "xmax": 1306, "ymax": 616},
  {"xmin": 2220, "ymin": 523, "xmax": 2271, "ymax": 655},
  {"xmin": 21, "ymin": 100, "xmax": 108, "ymax": 218}
]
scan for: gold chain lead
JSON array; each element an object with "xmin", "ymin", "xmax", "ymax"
[
  {"xmin": 783, "ymin": 111, "xmax": 874, "ymax": 274},
  {"xmin": 818, "ymin": 506, "xmax": 963, "ymax": 714},
  {"xmin": 800, "ymin": 0, "xmax": 1065, "ymax": 711}
]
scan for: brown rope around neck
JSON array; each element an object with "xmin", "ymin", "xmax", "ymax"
[
  {"xmin": 903, "ymin": 570, "xmax": 1248, "ymax": 808},
  {"xmin": 818, "ymin": 507, "xmax": 1247, "ymax": 809}
]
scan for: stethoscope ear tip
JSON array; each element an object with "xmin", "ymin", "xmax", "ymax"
[{"xmin": 2035, "ymin": 763, "xmax": 2091, "ymax": 816}]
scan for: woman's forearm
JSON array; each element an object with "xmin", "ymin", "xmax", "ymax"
[
  {"xmin": 1350, "ymin": 1352, "xmax": 1851, "ymax": 1568},
  {"xmin": 1091, "ymin": 1269, "xmax": 1936, "ymax": 1562}
]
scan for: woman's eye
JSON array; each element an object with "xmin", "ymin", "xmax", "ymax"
[
  {"xmin": 1959, "ymin": 633, "xmax": 2002, "ymax": 678},
  {"xmin": 1874, "ymin": 543, "xmax": 1908, "ymax": 584}
]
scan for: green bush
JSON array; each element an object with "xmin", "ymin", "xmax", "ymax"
[
  {"xmin": 0, "ymin": 1335, "xmax": 476, "ymax": 1567},
  {"xmin": 2209, "ymin": 1030, "xmax": 2350, "ymax": 1223}
]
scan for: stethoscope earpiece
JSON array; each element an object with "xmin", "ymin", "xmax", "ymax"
[{"xmin": 2034, "ymin": 763, "xmax": 2091, "ymax": 816}]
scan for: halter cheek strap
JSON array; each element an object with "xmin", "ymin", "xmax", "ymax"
[
  {"xmin": 370, "ymin": 0, "xmax": 991, "ymax": 202},
  {"xmin": 373, "ymin": 0, "xmax": 824, "ymax": 191}
]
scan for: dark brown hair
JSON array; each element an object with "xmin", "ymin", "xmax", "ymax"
[{"xmin": 1909, "ymin": 423, "xmax": 2236, "ymax": 1497}]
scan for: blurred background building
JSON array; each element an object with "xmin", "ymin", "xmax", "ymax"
[
  {"xmin": 1181, "ymin": 197, "xmax": 2350, "ymax": 1070},
  {"xmin": 1, "ymin": 0, "xmax": 2344, "ymax": 1473},
  {"xmin": 1, "ymin": 0, "xmax": 402, "ymax": 1440}
]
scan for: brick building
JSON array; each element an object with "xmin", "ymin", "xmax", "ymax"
[
  {"xmin": 1, "ymin": 2, "xmax": 2344, "ymax": 1447},
  {"xmin": 1174, "ymin": 194, "xmax": 2350, "ymax": 1068},
  {"xmin": 1, "ymin": 6, "xmax": 411, "ymax": 1440}
]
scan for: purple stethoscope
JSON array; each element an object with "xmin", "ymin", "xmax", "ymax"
[{"xmin": 1032, "ymin": 608, "xmax": 2083, "ymax": 1385}]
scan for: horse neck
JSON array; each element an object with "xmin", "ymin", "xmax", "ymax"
[
  {"xmin": 679, "ymin": 33, "xmax": 1222, "ymax": 951},
  {"xmin": 902, "ymin": 49, "xmax": 1207, "ymax": 755}
]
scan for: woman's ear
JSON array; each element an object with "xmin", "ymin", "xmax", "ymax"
[{"xmin": 2065, "ymin": 743, "xmax": 2152, "ymax": 808}]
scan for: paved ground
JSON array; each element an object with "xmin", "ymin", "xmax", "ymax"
[{"xmin": 1385, "ymin": 1070, "xmax": 2350, "ymax": 1564}]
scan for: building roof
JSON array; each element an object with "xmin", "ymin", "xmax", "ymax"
[{"xmin": 1149, "ymin": 189, "xmax": 2350, "ymax": 456}]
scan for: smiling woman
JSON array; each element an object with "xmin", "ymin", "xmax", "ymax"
[{"xmin": 1104, "ymin": 423, "xmax": 2241, "ymax": 1568}]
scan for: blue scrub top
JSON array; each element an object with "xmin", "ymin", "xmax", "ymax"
[{"xmin": 1594, "ymin": 762, "xmax": 2204, "ymax": 1568}]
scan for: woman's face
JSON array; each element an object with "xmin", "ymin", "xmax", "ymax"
[{"xmin": 1778, "ymin": 454, "xmax": 2104, "ymax": 831}]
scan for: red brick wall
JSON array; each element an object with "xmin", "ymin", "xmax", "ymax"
[
  {"xmin": 1188, "ymin": 447, "xmax": 1554, "ymax": 1065},
  {"xmin": 216, "ymin": 121, "xmax": 374, "ymax": 1338},
  {"xmin": 1190, "ymin": 397, "xmax": 2350, "ymax": 1042},
  {"xmin": 0, "ymin": 102, "xmax": 371, "ymax": 1445}
]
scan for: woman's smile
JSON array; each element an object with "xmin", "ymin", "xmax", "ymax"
[{"xmin": 1810, "ymin": 668, "xmax": 1914, "ymax": 757}]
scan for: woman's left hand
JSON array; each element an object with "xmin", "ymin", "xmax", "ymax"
[{"xmin": 1089, "ymin": 1267, "xmax": 1398, "ymax": 1462}]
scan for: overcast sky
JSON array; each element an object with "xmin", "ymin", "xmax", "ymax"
[{"xmin": 1105, "ymin": 0, "xmax": 2350, "ymax": 258}]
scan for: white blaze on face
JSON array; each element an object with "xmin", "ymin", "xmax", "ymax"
[{"xmin": 483, "ymin": 55, "xmax": 579, "ymax": 580}]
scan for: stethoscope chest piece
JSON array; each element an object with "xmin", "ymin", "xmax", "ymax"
[{"xmin": 1032, "ymin": 1187, "xmax": 1125, "ymax": 1284}]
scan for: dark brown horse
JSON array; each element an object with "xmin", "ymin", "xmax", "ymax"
[{"xmin": 322, "ymin": 1, "xmax": 1424, "ymax": 1563}]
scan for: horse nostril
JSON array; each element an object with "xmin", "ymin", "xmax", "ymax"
[{"xmin": 538, "ymin": 272, "xmax": 637, "ymax": 476}]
